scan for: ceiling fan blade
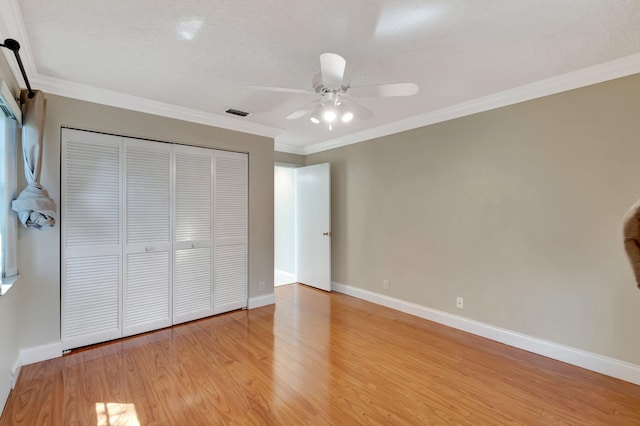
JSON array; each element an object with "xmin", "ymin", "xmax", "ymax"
[
  {"xmin": 286, "ymin": 99, "xmax": 321, "ymax": 120},
  {"xmin": 350, "ymin": 82, "xmax": 419, "ymax": 97},
  {"xmin": 248, "ymin": 85, "xmax": 309, "ymax": 95},
  {"xmin": 342, "ymin": 98, "xmax": 373, "ymax": 120},
  {"xmin": 320, "ymin": 53, "xmax": 346, "ymax": 88}
]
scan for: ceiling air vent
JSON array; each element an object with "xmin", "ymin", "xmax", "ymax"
[{"xmin": 225, "ymin": 108, "xmax": 250, "ymax": 117}]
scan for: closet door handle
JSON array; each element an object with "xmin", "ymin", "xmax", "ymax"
[
  {"xmin": 191, "ymin": 243, "xmax": 196, "ymax": 249},
  {"xmin": 145, "ymin": 246, "xmax": 152, "ymax": 252}
]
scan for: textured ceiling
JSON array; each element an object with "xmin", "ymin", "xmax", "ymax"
[{"xmin": 5, "ymin": 0, "xmax": 640, "ymax": 151}]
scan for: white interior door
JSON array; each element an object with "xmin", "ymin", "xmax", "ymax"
[
  {"xmin": 173, "ymin": 144, "xmax": 214, "ymax": 324},
  {"xmin": 213, "ymin": 150, "xmax": 248, "ymax": 314},
  {"xmin": 296, "ymin": 163, "xmax": 331, "ymax": 291},
  {"xmin": 123, "ymin": 138, "xmax": 172, "ymax": 336},
  {"xmin": 61, "ymin": 129, "xmax": 123, "ymax": 350}
]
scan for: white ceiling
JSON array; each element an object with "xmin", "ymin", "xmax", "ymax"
[{"xmin": 2, "ymin": 0, "xmax": 640, "ymax": 154}]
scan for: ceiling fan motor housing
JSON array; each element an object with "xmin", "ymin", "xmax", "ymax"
[{"xmin": 312, "ymin": 73, "xmax": 350, "ymax": 94}]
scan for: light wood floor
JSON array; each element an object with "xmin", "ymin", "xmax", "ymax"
[{"xmin": 2, "ymin": 284, "xmax": 640, "ymax": 425}]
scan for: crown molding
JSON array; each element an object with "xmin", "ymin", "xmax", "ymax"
[
  {"xmin": 274, "ymin": 142, "xmax": 306, "ymax": 155},
  {"xmin": 0, "ymin": 0, "xmax": 37, "ymax": 85},
  {"xmin": 32, "ymin": 73, "xmax": 282, "ymax": 138},
  {"xmin": 302, "ymin": 52, "xmax": 640, "ymax": 155}
]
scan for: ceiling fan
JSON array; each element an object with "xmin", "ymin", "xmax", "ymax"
[{"xmin": 249, "ymin": 53, "xmax": 419, "ymax": 130}]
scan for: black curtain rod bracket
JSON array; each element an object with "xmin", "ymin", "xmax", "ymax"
[{"xmin": 0, "ymin": 38, "xmax": 35, "ymax": 99}]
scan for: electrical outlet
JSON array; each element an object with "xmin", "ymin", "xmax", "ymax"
[
  {"xmin": 259, "ymin": 281, "xmax": 265, "ymax": 292},
  {"xmin": 382, "ymin": 280, "xmax": 389, "ymax": 291},
  {"xmin": 456, "ymin": 297, "xmax": 464, "ymax": 309}
]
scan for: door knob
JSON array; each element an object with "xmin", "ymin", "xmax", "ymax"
[{"xmin": 322, "ymin": 232, "xmax": 332, "ymax": 236}]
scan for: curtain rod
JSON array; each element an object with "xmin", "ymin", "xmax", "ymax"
[{"xmin": 0, "ymin": 38, "xmax": 35, "ymax": 99}]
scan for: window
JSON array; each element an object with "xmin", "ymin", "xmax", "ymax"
[{"xmin": 0, "ymin": 114, "xmax": 19, "ymax": 295}]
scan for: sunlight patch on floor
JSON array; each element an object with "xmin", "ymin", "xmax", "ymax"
[{"xmin": 95, "ymin": 402, "xmax": 140, "ymax": 426}]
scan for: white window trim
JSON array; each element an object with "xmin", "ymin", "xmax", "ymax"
[{"xmin": 0, "ymin": 103, "xmax": 20, "ymax": 295}]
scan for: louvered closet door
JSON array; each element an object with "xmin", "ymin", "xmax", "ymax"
[
  {"xmin": 213, "ymin": 151, "xmax": 248, "ymax": 314},
  {"xmin": 123, "ymin": 138, "xmax": 172, "ymax": 336},
  {"xmin": 173, "ymin": 144, "xmax": 213, "ymax": 324},
  {"xmin": 61, "ymin": 129, "xmax": 123, "ymax": 350}
]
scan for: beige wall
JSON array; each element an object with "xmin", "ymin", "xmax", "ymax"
[
  {"xmin": 306, "ymin": 74, "xmax": 640, "ymax": 365},
  {"xmin": 16, "ymin": 94, "xmax": 275, "ymax": 350},
  {"xmin": 275, "ymin": 151, "xmax": 304, "ymax": 166},
  {"xmin": 0, "ymin": 50, "xmax": 20, "ymax": 410}
]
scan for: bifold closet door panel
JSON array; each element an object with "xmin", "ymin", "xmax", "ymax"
[
  {"xmin": 213, "ymin": 151, "xmax": 248, "ymax": 314},
  {"xmin": 173, "ymin": 145, "xmax": 214, "ymax": 324},
  {"xmin": 61, "ymin": 129, "xmax": 123, "ymax": 350},
  {"xmin": 123, "ymin": 138, "xmax": 172, "ymax": 336}
]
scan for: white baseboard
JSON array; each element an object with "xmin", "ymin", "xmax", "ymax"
[
  {"xmin": 0, "ymin": 341, "xmax": 60, "ymax": 415},
  {"xmin": 19, "ymin": 342, "xmax": 63, "ymax": 367},
  {"xmin": 248, "ymin": 293, "xmax": 276, "ymax": 309},
  {"xmin": 9, "ymin": 354, "xmax": 21, "ymax": 389},
  {"xmin": 1, "ymin": 352, "xmax": 23, "ymax": 415},
  {"xmin": 274, "ymin": 269, "xmax": 296, "ymax": 287},
  {"xmin": 331, "ymin": 281, "xmax": 640, "ymax": 386},
  {"xmin": 0, "ymin": 384, "xmax": 8, "ymax": 419}
]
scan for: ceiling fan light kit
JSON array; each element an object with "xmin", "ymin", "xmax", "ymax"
[
  {"xmin": 306, "ymin": 92, "xmax": 357, "ymax": 130},
  {"xmin": 249, "ymin": 53, "xmax": 419, "ymax": 130},
  {"xmin": 322, "ymin": 108, "xmax": 337, "ymax": 123},
  {"xmin": 340, "ymin": 107, "xmax": 354, "ymax": 123},
  {"xmin": 309, "ymin": 104, "xmax": 323, "ymax": 124}
]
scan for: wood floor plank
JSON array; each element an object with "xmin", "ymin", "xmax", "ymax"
[{"xmin": 2, "ymin": 283, "xmax": 640, "ymax": 425}]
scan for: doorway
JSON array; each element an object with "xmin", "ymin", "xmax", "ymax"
[
  {"xmin": 274, "ymin": 163, "xmax": 331, "ymax": 290},
  {"xmin": 274, "ymin": 165, "xmax": 296, "ymax": 286}
]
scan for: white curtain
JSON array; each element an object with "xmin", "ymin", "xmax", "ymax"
[{"xmin": 11, "ymin": 90, "xmax": 56, "ymax": 229}]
